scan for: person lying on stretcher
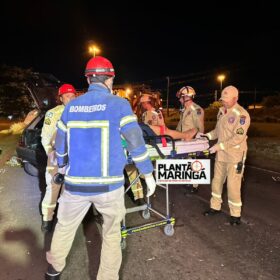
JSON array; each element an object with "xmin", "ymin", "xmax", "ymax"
[
  {"xmin": 124, "ymin": 93, "xmax": 197, "ymax": 204},
  {"xmin": 139, "ymin": 94, "xmax": 197, "ymax": 141}
]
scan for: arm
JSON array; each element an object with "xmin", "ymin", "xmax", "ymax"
[
  {"xmin": 194, "ymin": 108, "xmax": 204, "ymax": 133},
  {"xmin": 176, "ymin": 112, "xmax": 182, "ymax": 131},
  {"xmin": 157, "ymin": 110, "xmax": 165, "ymax": 126},
  {"xmin": 41, "ymin": 110, "xmax": 57, "ymax": 154},
  {"xmin": 206, "ymin": 110, "xmax": 221, "ymax": 140},
  {"xmin": 206, "ymin": 126, "xmax": 218, "ymax": 141},
  {"xmin": 216, "ymin": 113, "xmax": 250, "ymax": 152},
  {"xmin": 120, "ymin": 101, "xmax": 153, "ymax": 175},
  {"xmin": 55, "ymin": 110, "xmax": 68, "ymax": 167}
]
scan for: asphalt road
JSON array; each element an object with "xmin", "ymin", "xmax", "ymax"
[{"xmin": 0, "ymin": 135, "xmax": 279, "ymax": 280}]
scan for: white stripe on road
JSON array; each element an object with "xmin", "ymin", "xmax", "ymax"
[{"xmin": 246, "ymin": 165, "xmax": 280, "ymax": 175}]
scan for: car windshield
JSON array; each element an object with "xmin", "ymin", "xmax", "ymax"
[{"xmin": 31, "ymin": 73, "xmax": 60, "ymax": 88}]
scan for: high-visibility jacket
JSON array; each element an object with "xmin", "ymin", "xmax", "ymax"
[
  {"xmin": 41, "ymin": 105, "xmax": 64, "ymax": 154},
  {"xmin": 55, "ymin": 84, "xmax": 153, "ymax": 196},
  {"xmin": 206, "ymin": 103, "xmax": 250, "ymax": 163},
  {"xmin": 176, "ymin": 102, "xmax": 204, "ymax": 133}
]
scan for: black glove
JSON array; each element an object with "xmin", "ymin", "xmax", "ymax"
[{"xmin": 53, "ymin": 173, "xmax": 65, "ymax": 184}]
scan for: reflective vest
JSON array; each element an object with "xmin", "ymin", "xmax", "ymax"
[{"xmin": 55, "ymin": 84, "xmax": 153, "ymax": 195}]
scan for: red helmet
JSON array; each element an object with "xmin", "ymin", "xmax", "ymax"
[
  {"xmin": 58, "ymin": 84, "xmax": 76, "ymax": 96},
  {"xmin": 85, "ymin": 56, "xmax": 115, "ymax": 77}
]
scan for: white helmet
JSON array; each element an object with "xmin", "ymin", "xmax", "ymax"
[{"xmin": 176, "ymin": 86, "xmax": 196, "ymax": 99}]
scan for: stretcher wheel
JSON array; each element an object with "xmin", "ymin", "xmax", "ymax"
[
  {"xmin": 121, "ymin": 239, "xmax": 126, "ymax": 250},
  {"xmin": 142, "ymin": 209, "xmax": 151, "ymax": 220},
  {"xmin": 164, "ymin": 224, "xmax": 174, "ymax": 236}
]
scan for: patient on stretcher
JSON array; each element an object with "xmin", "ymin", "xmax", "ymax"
[{"xmin": 139, "ymin": 94, "xmax": 197, "ymax": 141}]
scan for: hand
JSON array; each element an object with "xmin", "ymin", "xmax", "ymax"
[
  {"xmin": 58, "ymin": 166, "xmax": 66, "ymax": 175},
  {"xmin": 195, "ymin": 132, "xmax": 205, "ymax": 139},
  {"xmin": 144, "ymin": 173, "xmax": 156, "ymax": 197},
  {"xmin": 209, "ymin": 145, "xmax": 218, "ymax": 154}
]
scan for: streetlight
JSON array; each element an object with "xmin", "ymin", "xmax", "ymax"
[
  {"xmin": 88, "ymin": 45, "xmax": 100, "ymax": 57},
  {"xmin": 125, "ymin": 88, "xmax": 131, "ymax": 98},
  {"xmin": 217, "ymin": 74, "xmax": 226, "ymax": 91}
]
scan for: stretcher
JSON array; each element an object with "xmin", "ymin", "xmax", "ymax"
[{"xmin": 121, "ymin": 135, "xmax": 209, "ymax": 249}]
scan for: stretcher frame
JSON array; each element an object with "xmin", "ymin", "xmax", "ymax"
[{"xmin": 121, "ymin": 135, "xmax": 209, "ymax": 249}]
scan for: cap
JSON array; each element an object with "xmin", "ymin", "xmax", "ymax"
[{"xmin": 220, "ymin": 85, "xmax": 239, "ymax": 102}]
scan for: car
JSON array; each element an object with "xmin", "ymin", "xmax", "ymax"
[{"xmin": 16, "ymin": 73, "xmax": 61, "ymax": 176}]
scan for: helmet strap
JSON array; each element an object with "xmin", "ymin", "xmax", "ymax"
[{"xmin": 184, "ymin": 98, "xmax": 193, "ymax": 108}]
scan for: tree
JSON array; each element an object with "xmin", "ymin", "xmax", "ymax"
[{"xmin": 0, "ymin": 65, "xmax": 34, "ymax": 118}]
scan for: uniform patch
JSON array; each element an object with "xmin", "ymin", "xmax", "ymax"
[
  {"xmin": 44, "ymin": 118, "xmax": 51, "ymax": 125},
  {"xmin": 187, "ymin": 111, "xmax": 191, "ymax": 116},
  {"xmin": 228, "ymin": 116, "xmax": 235, "ymax": 124},
  {"xmin": 236, "ymin": 127, "xmax": 244, "ymax": 135},
  {"xmin": 152, "ymin": 115, "xmax": 156, "ymax": 120},
  {"xmin": 46, "ymin": 112, "xmax": 53, "ymax": 118},
  {"xmin": 196, "ymin": 109, "xmax": 201, "ymax": 115},
  {"xmin": 240, "ymin": 115, "xmax": 246, "ymax": 125}
]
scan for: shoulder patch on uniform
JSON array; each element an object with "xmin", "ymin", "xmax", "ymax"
[
  {"xmin": 44, "ymin": 118, "xmax": 51, "ymax": 125},
  {"xmin": 236, "ymin": 127, "xmax": 244, "ymax": 135},
  {"xmin": 196, "ymin": 108, "xmax": 202, "ymax": 115},
  {"xmin": 240, "ymin": 115, "xmax": 246, "ymax": 125},
  {"xmin": 46, "ymin": 111, "xmax": 53, "ymax": 118}
]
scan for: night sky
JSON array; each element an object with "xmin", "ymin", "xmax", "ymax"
[{"xmin": 1, "ymin": 1, "xmax": 280, "ymax": 101}]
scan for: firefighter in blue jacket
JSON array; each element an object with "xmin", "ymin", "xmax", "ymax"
[{"xmin": 45, "ymin": 56, "xmax": 156, "ymax": 280}]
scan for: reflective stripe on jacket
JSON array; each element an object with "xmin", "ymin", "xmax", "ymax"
[{"xmin": 55, "ymin": 84, "xmax": 153, "ymax": 195}]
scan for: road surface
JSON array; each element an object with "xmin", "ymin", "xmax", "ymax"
[{"xmin": 0, "ymin": 135, "xmax": 279, "ymax": 280}]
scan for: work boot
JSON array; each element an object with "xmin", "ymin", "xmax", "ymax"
[
  {"xmin": 45, "ymin": 264, "xmax": 61, "ymax": 280},
  {"xmin": 203, "ymin": 208, "xmax": 221, "ymax": 216},
  {"xmin": 230, "ymin": 216, "xmax": 241, "ymax": 226},
  {"xmin": 41, "ymin": 220, "xmax": 53, "ymax": 233}
]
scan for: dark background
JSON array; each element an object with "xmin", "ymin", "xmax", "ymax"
[{"xmin": 1, "ymin": 1, "xmax": 279, "ymax": 107}]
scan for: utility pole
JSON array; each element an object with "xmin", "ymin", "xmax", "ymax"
[
  {"xmin": 214, "ymin": 90, "xmax": 218, "ymax": 102},
  {"xmin": 166, "ymin": 76, "xmax": 170, "ymax": 117},
  {"xmin": 254, "ymin": 88, "xmax": 256, "ymax": 114}
]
